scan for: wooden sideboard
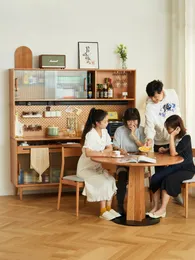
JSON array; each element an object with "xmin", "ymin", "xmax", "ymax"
[{"xmin": 9, "ymin": 68, "xmax": 136, "ymax": 199}]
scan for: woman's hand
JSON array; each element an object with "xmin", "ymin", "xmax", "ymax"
[
  {"xmin": 129, "ymin": 124, "xmax": 136, "ymax": 135},
  {"xmin": 158, "ymin": 147, "xmax": 169, "ymax": 154},
  {"xmin": 120, "ymin": 149, "xmax": 128, "ymax": 155},
  {"xmin": 170, "ymin": 127, "xmax": 181, "ymax": 137}
]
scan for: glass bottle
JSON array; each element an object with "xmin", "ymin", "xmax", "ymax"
[
  {"xmin": 103, "ymin": 84, "xmax": 108, "ymax": 98},
  {"xmin": 96, "ymin": 84, "xmax": 100, "ymax": 99},
  {"xmin": 87, "ymin": 72, "xmax": 93, "ymax": 99},
  {"xmin": 87, "ymin": 84, "xmax": 92, "ymax": 99},
  {"xmin": 108, "ymin": 79, "xmax": 113, "ymax": 99},
  {"xmin": 100, "ymin": 84, "xmax": 104, "ymax": 98}
]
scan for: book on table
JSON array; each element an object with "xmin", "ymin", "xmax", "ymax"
[{"xmin": 120, "ymin": 155, "xmax": 156, "ymax": 164}]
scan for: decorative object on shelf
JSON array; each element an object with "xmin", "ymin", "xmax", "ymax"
[
  {"xmin": 46, "ymin": 126, "xmax": 59, "ymax": 136},
  {"xmin": 113, "ymin": 70, "xmax": 128, "ymax": 88},
  {"xmin": 22, "ymin": 111, "xmax": 42, "ymax": 118},
  {"xmin": 115, "ymin": 44, "xmax": 127, "ymax": 69},
  {"xmin": 39, "ymin": 55, "xmax": 66, "ymax": 69},
  {"xmin": 15, "ymin": 113, "xmax": 24, "ymax": 137},
  {"xmin": 44, "ymin": 111, "xmax": 62, "ymax": 118},
  {"xmin": 23, "ymin": 125, "xmax": 42, "ymax": 131},
  {"xmin": 122, "ymin": 92, "xmax": 128, "ymax": 99},
  {"xmin": 78, "ymin": 42, "xmax": 99, "ymax": 69},
  {"xmin": 14, "ymin": 46, "xmax": 32, "ymax": 68}
]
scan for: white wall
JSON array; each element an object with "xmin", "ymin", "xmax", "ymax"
[{"xmin": 0, "ymin": 0, "xmax": 172, "ymax": 195}]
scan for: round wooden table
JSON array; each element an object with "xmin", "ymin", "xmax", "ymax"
[{"xmin": 92, "ymin": 152, "xmax": 183, "ymax": 226}]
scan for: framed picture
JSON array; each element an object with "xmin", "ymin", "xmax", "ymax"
[{"xmin": 78, "ymin": 42, "xmax": 99, "ymax": 69}]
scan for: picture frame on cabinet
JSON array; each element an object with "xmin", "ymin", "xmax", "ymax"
[{"xmin": 78, "ymin": 42, "xmax": 99, "ymax": 69}]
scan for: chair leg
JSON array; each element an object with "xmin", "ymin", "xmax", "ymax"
[
  {"xmin": 76, "ymin": 183, "xmax": 80, "ymax": 217},
  {"xmin": 19, "ymin": 188, "xmax": 23, "ymax": 201},
  {"xmin": 182, "ymin": 186, "xmax": 185, "ymax": 208},
  {"xmin": 185, "ymin": 184, "xmax": 189, "ymax": 218},
  {"xmin": 57, "ymin": 181, "xmax": 63, "ymax": 210}
]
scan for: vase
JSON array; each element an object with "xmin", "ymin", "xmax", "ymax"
[{"xmin": 121, "ymin": 60, "xmax": 127, "ymax": 69}]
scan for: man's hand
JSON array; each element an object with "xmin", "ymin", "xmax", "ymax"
[{"xmin": 144, "ymin": 138, "xmax": 153, "ymax": 147}]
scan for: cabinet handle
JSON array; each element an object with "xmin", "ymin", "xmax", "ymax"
[
  {"xmin": 15, "ymin": 78, "xmax": 18, "ymax": 91},
  {"xmin": 84, "ymin": 78, "xmax": 87, "ymax": 91}
]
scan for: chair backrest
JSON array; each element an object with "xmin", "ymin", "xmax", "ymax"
[
  {"xmin": 62, "ymin": 147, "xmax": 82, "ymax": 158},
  {"xmin": 192, "ymin": 148, "xmax": 195, "ymax": 158},
  {"xmin": 60, "ymin": 147, "xmax": 82, "ymax": 179}
]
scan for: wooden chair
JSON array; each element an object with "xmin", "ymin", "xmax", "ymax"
[
  {"xmin": 57, "ymin": 147, "xmax": 84, "ymax": 217},
  {"xmin": 182, "ymin": 148, "xmax": 195, "ymax": 218}
]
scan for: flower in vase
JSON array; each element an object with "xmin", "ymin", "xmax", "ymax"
[{"xmin": 115, "ymin": 44, "xmax": 127, "ymax": 68}]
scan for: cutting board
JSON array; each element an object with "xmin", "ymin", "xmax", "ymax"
[{"xmin": 14, "ymin": 46, "xmax": 32, "ymax": 68}]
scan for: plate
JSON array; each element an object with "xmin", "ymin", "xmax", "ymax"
[
  {"xmin": 139, "ymin": 146, "xmax": 151, "ymax": 152},
  {"xmin": 111, "ymin": 155, "xmax": 124, "ymax": 158}
]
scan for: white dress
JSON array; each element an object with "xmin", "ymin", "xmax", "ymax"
[{"xmin": 77, "ymin": 128, "xmax": 117, "ymax": 202}]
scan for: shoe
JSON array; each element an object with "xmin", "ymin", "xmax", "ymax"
[
  {"xmin": 173, "ymin": 194, "xmax": 183, "ymax": 206},
  {"xmin": 109, "ymin": 209, "xmax": 121, "ymax": 218},
  {"xmin": 145, "ymin": 210, "xmax": 157, "ymax": 216},
  {"xmin": 148, "ymin": 212, "xmax": 166, "ymax": 219},
  {"xmin": 99, "ymin": 211, "xmax": 116, "ymax": 221}
]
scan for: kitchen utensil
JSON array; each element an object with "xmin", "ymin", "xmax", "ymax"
[{"xmin": 47, "ymin": 126, "xmax": 59, "ymax": 136}]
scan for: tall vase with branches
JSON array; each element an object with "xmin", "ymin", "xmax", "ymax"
[{"xmin": 115, "ymin": 44, "xmax": 127, "ymax": 69}]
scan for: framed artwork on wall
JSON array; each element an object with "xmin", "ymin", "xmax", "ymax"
[{"xmin": 78, "ymin": 42, "xmax": 99, "ymax": 69}]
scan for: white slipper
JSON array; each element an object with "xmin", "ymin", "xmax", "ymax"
[
  {"xmin": 99, "ymin": 211, "xmax": 116, "ymax": 221},
  {"xmin": 109, "ymin": 209, "xmax": 121, "ymax": 218}
]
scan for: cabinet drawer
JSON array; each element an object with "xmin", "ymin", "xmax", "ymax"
[{"xmin": 17, "ymin": 146, "xmax": 61, "ymax": 154}]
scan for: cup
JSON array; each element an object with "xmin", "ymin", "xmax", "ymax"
[{"xmin": 113, "ymin": 150, "xmax": 121, "ymax": 157}]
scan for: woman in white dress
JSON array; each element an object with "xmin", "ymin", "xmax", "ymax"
[{"xmin": 77, "ymin": 108, "xmax": 120, "ymax": 221}]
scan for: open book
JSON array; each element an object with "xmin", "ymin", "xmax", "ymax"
[{"xmin": 121, "ymin": 155, "xmax": 156, "ymax": 164}]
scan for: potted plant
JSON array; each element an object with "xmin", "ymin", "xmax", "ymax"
[{"xmin": 115, "ymin": 44, "xmax": 127, "ymax": 69}]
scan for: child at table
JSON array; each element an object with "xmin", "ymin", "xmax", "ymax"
[
  {"xmin": 148, "ymin": 115, "xmax": 195, "ymax": 218},
  {"xmin": 77, "ymin": 108, "xmax": 120, "ymax": 221}
]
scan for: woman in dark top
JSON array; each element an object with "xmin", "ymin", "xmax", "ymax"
[{"xmin": 148, "ymin": 115, "xmax": 195, "ymax": 219}]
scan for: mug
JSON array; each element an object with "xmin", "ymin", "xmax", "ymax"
[{"xmin": 113, "ymin": 150, "xmax": 121, "ymax": 157}]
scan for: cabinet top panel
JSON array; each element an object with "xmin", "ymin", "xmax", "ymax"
[{"xmin": 10, "ymin": 68, "xmax": 136, "ymax": 72}]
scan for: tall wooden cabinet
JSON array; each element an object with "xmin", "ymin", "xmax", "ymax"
[{"xmin": 9, "ymin": 68, "xmax": 136, "ymax": 199}]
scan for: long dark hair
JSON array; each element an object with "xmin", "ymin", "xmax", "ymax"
[
  {"xmin": 123, "ymin": 108, "xmax": 141, "ymax": 127},
  {"xmin": 81, "ymin": 108, "xmax": 108, "ymax": 143},
  {"xmin": 165, "ymin": 115, "xmax": 186, "ymax": 139}
]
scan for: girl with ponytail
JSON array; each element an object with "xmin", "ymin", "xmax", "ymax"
[{"xmin": 77, "ymin": 108, "xmax": 120, "ymax": 221}]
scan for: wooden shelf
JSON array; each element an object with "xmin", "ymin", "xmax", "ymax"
[
  {"xmin": 14, "ymin": 136, "xmax": 81, "ymax": 141},
  {"xmin": 15, "ymin": 98, "xmax": 135, "ymax": 102},
  {"xmin": 16, "ymin": 183, "xmax": 59, "ymax": 188}
]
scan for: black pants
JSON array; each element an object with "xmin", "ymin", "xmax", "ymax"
[{"xmin": 116, "ymin": 167, "xmax": 129, "ymax": 207}]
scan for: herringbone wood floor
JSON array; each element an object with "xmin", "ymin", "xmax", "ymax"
[{"xmin": 1, "ymin": 192, "xmax": 195, "ymax": 260}]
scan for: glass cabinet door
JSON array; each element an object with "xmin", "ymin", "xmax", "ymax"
[
  {"xmin": 15, "ymin": 70, "xmax": 45, "ymax": 100},
  {"xmin": 45, "ymin": 70, "xmax": 87, "ymax": 99},
  {"xmin": 15, "ymin": 70, "xmax": 88, "ymax": 100}
]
